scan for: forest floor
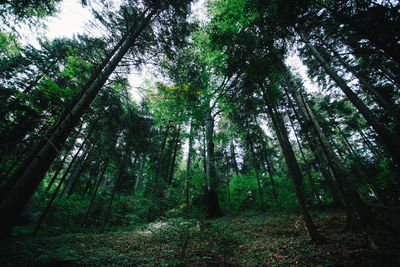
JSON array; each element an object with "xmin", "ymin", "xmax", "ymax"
[{"xmin": 1, "ymin": 211, "xmax": 400, "ymax": 266}]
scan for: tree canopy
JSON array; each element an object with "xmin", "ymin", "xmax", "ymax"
[{"xmin": 1, "ymin": 0, "xmax": 400, "ymax": 265}]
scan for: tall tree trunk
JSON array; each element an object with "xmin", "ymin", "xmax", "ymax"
[
  {"xmin": 229, "ymin": 140, "xmax": 239, "ymax": 174},
  {"xmin": 261, "ymin": 86, "xmax": 322, "ymax": 241},
  {"xmin": 81, "ymin": 159, "xmax": 109, "ymax": 227},
  {"xmin": 259, "ymin": 139, "xmax": 277, "ymax": 201},
  {"xmin": 59, "ymin": 141, "xmax": 93, "ymax": 198},
  {"xmin": 314, "ymin": 1, "xmax": 400, "ymax": 65},
  {"xmin": 245, "ymin": 120, "xmax": 266, "ymax": 212},
  {"xmin": 290, "ymin": 81, "xmax": 384, "ymax": 231},
  {"xmin": 0, "ymin": 9, "xmax": 157, "ymax": 239},
  {"xmin": 247, "ymin": 136, "xmax": 266, "ymax": 212},
  {"xmin": 226, "ymin": 175, "xmax": 231, "ymax": 214},
  {"xmin": 185, "ymin": 119, "xmax": 193, "ymax": 206},
  {"xmin": 134, "ymin": 156, "xmax": 146, "ymax": 192},
  {"xmin": 205, "ymin": 111, "xmax": 222, "ymax": 217},
  {"xmin": 32, "ymin": 132, "xmax": 91, "ymax": 236},
  {"xmin": 100, "ymin": 145, "xmax": 131, "ymax": 232},
  {"xmin": 156, "ymin": 121, "xmax": 171, "ymax": 179},
  {"xmin": 285, "ymin": 108, "xmax": 321, "ymax": 205},
  {"xmin": 286, "ymin": 88, "xmax": 343, "ymax": 207},
  {"xmin": 45, "ymin": 150, "xmax": 70, "ymax": 193},
  {"xmin": 299, "ymin": 32, "xmax": 400, "ymax": 167},
  {"xmin": 100, "ymin": 186, "xmax": 117, "ymax": 234},
  {"xmin": 168, "ymin": 125, "xmax": 181, "ymax": 185},
  {"xmin": 203, "ymin": 126, "xmax": 207, "ymax": 176},
  {"xmin": 359, "ymin": 129, "xmax": 383, "ymax": 159},
  {"xmin": 66, "ymin": 149, "xmax": 93, "ymax": 197},
  {"xmin": 324, "ymin": 42, "xmax": 400, "ymax": 121}
]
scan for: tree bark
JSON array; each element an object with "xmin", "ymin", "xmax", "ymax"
[
  {"xmin": 324, "ymin": 41, "xmax": 400, "ymax": 121},
  {"xmin": 299, "ymin": 32, "xmax": 400, "ymax": 167},
  {"xmin": 32, "ymin": 131, "xmax": 91, "ymax": 236},
  {"xmin": 291, "ymin": 82, "xmax": 383, "ymax": 232},
  {"xmin": 168, "ymin": 125, "xmax": 181, "ymax": 185},
  {"xmin": 134, "ymin": 156, "xmax": 146, "ymax": 192},
  {"xmin": 185, "ymin": 119, "xmax": 193, "ymax": 206},
  {"xmin": 314, "ymin": 1, "xmax": 400, "ymax": 65},
  {"xmin": 261, "ymin": 85, "xmax": 322, "ymax": 241},
  {"xmin": 205, "ymin": 111, "xmax": 222, "ymax": 217},
  {"xmin": 245, "ymin": 122, "xmax": 266, "ymax": 212},
  {"xmin": 229, "ymin": 140, "xmax": 239, "ymax": 174},
  {"xmin": 285, "ymin": 107, "xmax": 321, "ymax": 205},
  {"xmin": 285, "ymin": 86, "xmax": 343, "ymax": 207}
]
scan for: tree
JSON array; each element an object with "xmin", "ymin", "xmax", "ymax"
[{"xmin": 0, "ymin": 0, "xmax": 193, "ymax": 239}]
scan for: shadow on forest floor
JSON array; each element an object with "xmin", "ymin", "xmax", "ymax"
[{"xmin": 1, "ymin": 210, "xmax": 400, "ymax": 266}]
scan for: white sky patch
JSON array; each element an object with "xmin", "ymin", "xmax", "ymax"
[
  {"xmin": 285, "ymin": 52, "xmax": 320, "ymax": 94},
  {"xmin": 45, "ymin": 0, "xmax": 94, "ymax": 40},
  {"xmin": 190, "ymin": 0, "xmax": 209, "ymax": 25}
]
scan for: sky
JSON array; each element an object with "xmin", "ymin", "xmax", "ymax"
[{"xmin": 45, "ymin": 0, "xmax": 94, "ymax": 40}]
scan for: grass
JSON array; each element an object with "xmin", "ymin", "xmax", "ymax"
[{"xmin": 1, "ymin": 211, "xmax": 400, "ymax": 266}]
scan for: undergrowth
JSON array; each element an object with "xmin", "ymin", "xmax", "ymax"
[{"xmin": 1, "ymin": 211, "xmax": 400, "ymax": 266}]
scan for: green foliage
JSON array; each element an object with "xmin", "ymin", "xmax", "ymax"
[
  {"xmin": 0, "ymin": 31, "xmax": 19, "ymax": 56},
  {"xmin": 229, "ymin": 172, "xmax": 259, "ymax": 212}
]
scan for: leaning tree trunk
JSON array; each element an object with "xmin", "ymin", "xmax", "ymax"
[
  {"xmin": 100, "ymin": 146, "xmax": 131, "ymax": 233},
  {"xmin": 299, "ymin": 32, "xmax": 400, "ymax": 168},
  {"xmin": 205, "ymin": 111, "xmax": 222, "ymax": 217},
  {"xmin": 290, "ymin": 80, "xmax": 384, "ymax": 232},
  {"xmin": 261, "ymin": 86, "xmax": 323, "ymax": 241},
  {"xmin": 32, "ymin": 130, "xmax": 92, "ymax": 236},
  {"xmin": 285, "ymin": 108, "xmax": 321, "ymax": 205},
  {"xmin": 284, "ymin": 86, "xmax": 343, "ymax": 207},
  {"xmin": 81, "ymin": 158, "xmax": 110, "ymax": 227},
  {"xmin": 324, "ymin": 41, "xmax": 400, "ymax": 122},
  {"xmin": 0, "ymin": 9, "xmax": 157, "ymax": 239},
  {"xmin": 313, "ymin": 1, "xmax": 400, "ymax": 65}
]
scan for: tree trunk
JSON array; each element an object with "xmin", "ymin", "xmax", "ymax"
[
  {"xmin": 134, "ymin": 156, "xmax": 146, "ymax": 192},
  {"xmin": 359, "ymin": 129, "xmax": 383, "ymax": 159},
  {"xmin": 81, "ymin": 159, "xmax": 109, "ymax": 227},
  {"xmin": 324, "ymin": 41, "xmax": 400, "ymax": 121},
  {"xmin": 285, "ymin": 108, "xmax": 321, "ymax": 205},
  {"xmin": 261, "ymin": 85, "xmax": 322, "ymax": 241},
  {"xmin": 156, "ymin": 121, "xmax": 171, "ymax": 179},
  {"xmin": 65, "ymin": 149, "xmax": 92, "ymax": 197},
  {"xmin": 45, "ymin": 150, "xmax": 70, "ymax": 193},
  {"xmin": 32, "ymin": 133, "xmax": 90, "ymax": 236},
  {"xmin": 205, "ymin": 111, "xmax": 222, "ymax": 217},
  {"xmin": 185, "ymin": 120, "xmax": 193, "ymax": 206},
  {"xmin": 245, "ymin": 124, "xmax": 266, "ymax": 212},
  {"xmin": 168, "ymin": 125, "xmax": 181, "ymax": 185},
  {"xmin": 229, "ymin": 140, "xmax": 239, "ymax": 174},
  {"xmin": 0, "ymin": 9, "xmax": 157, "ymax": 239},
  {"xmin": 291, "ymin": 96, "xmax": 342, "ymax": 206},
  {"xmin": 299, "ymin": 32, "xmax": 400, "ymax": 167},
  {"xmin": 203, "ymin": 126, "xmax": 207, "ymax": 176},
  {"xmin": 291, "ymin": 82, "xmax": 384, "ymax": 232},
  {"xmin": 100, "ymin": 186, "xmax": 117, "ymax": 233},
  {"xmin": 314, "ymin": 1, "xmax": 400, "ymax": 65},
  {"xmin": 260, "ymin": 140, "xmax": 277, "ymax": 201}
]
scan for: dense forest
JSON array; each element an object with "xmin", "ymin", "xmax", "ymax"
[{"xmin": 1, "ymin": 0, "xmax": 400, "ymax": 266}]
